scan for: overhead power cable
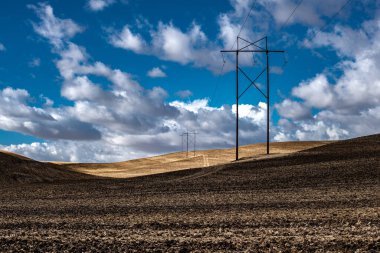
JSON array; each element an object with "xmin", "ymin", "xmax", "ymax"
[
  {"xmin": 312, "ymin": 0, "xmax": 353, "ymax": 38},
  {"xmin": 278, "ymin": 0, "xmax": 304, "ymax": 31},
  {"xmin": 212, "ymin": 0, "xmax": 257, "ymax": 103}
]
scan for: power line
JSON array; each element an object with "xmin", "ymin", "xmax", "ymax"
[
  {"xmin": 312, "ymin": 0, "xmax": 353, "ymax": 38},
  {"xmin": 273, "ymin": 0, "xmax": 304, "ymax": 72},
  {"xmin": 231, "ymin": 1, "xmax": 257, "ymax": 50},
  {"xmin": 214, "ymin": 0, "xmax": 352, "ymax": 119},
  {"xmin": 277, "ymin": 0, "xmax": 352, "ymax": 72},
  {"xmin": 278, "ymin": 0, "xmax": 304, "ymax": 31},
  {"xmin": 238, "ymin": 3, "xmax": 256, "ymax": 37},
  {"xmin": 230, "ymin": 1, "xmax": 300, "ymax": 80},
  {"xmin": 211, "ymin": 1, "xmax": 257, "ymax": 103},
  {"xmin": 210, "ymin": 53, "xmax": 226, "ymax": 103}
]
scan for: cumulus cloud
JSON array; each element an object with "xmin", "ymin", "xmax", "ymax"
[
  {"xmin": 102, "ymin": 1, "xmax": 302, "ymax": 73},
  {"xmin": 175, "ymin": 90, "xmax": 192, "ymax": 99},
  {"xmin": 105, "ymin": 0, "xmax": 356, "ymax": 73},
  {"xmin": 21, "ymin": 4, "xmax": 175, "ymax": 138},
  {"xmin": 147, "ymin": 67, "xmax": 167, "ymax": 78},
  {"xmin": 303, "ymin": 25, "xmax": 370, "ymax": 58},
  {"xmin": 61, "ymin": 76, "xmax": 104, "ymax": 101},
  {"xmin": 0, "ymin": 87, "xmax": 101, "ymax": 140},
  {"xmin": 0, "ymin": 3, "xmax": 271, "ymax": 162},
  {"xmin": 169, "ymin": 100, "xmax": 268, "ymax": 148},
  {"xmin": 258, "ymin": 0, "xmax": 350, "ymax": 27},
  {"xmin": 2, "ymin": 99, "xmax": 268, "ymax": 162},
  {"xmin": 152, "ymin": 22, "xmax": 209, "ymax": 64},
  {"xmin": 87, "ymin": 0, "xmax": 115, "ymax": 11},
  {"xmin": 109, "ymin": 21, "xmax": 221, "ymax": 70},
  {"xmin": 109, "ymin": 26, "xmax": 146, "ymax": 53},
  {"xmin": 299, "ymin": 19, "xmax": 380, "ymax": 113},
  {"xmin": 3, "ymin": 2, "xmax": 374, "ymax": 163},
  {"xmin": 0, "ymin": 42, "xmax": 5, "ymax": 51},
  {"xmin": 217, "ymin": 3, "xmax": 260, "ymax": 50},
  {"xmin": 275, "ymin": 16, "xmax": 380, "ymax": 141},
  {"xmin": 292, "ymin": 74, "xmax": 334, "ymax": 109},
  {"xmin": 53, "ymin": 41, "xmax": 178, "ymax": 135},
  {"xmin": 29, "ymin": 3, "xmax": 83, "ymax": 48},
  {"xmin": 275, "ymin": 99, "xmax": 311, "ymax": 120},
  {"xmin": 4, "ymin": 141, "xmax": 136, "ymax": 163},
  {"xmin": 108, "ymin": 0, "xmax": 273, "ymax": 73}
]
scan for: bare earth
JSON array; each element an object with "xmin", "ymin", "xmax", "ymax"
[
  {"xmin": 0, "ymin": 151, "xmax": 93, "ymax": 185},
  {"xmin": 0, "ymin": 135, "xmax": 379, "ymax": 252}
]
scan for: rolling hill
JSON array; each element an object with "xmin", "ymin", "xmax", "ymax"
[
  {"xmin": 58, "ymin": 140, "xmax": 331, "ymax": 178},
  {"xmin": 0, "ymin": 140, "xmax": 333, "ymax": 183},
  {"xmin": 0, "ymin": 151, "xmax": 94, "ymax": 185},
  {"xmin": 0, "ymin": 134, "xmax": 378, "ymax": 251}
]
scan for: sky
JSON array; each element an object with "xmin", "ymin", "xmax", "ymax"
[{"xmin": 0, "ymin": 0, "xmax": 379, "ymax": 162}]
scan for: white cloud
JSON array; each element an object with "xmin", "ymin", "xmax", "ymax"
[
  {"xmin": 147, "ymin": 67, "xmax": 167, "ymax": 78},
  {"xmin": 217, "ymin": 11, "xmax": 253, "ymax": 50},
  {"xmin": 153, "ymin": 23, "xmax": 193, "ymax": 64},
  {"xmin": 170, "ymin": 99, "xmax": 211, "ymax": 114},
  {"xmin": 109, "ymin": 21, "xmax": 225, "ymax": 72},
  {"xmin": 303, "ymin": 25, "xmax": 370, "ymax": 58},
  {"xmin": 110, "ymin": 21, "xmax": 212, "ymax": 65},
  {"xmin": 105, "ymin": 0, "xmax": 361, "ymax": 74},
  {"xmin": 40, "ymin": 95, "xmax": 54, "ymax": 107},
  {"xmin": 258, "ymin": 0, "xmax": 350, "ymax": 27},
  {"xmin": 275, "ymin": 99, "xmax": 311, "ymax": 120},
  {"xmin": 2, "ymin": 98, "xmax": 268, "ymax": 162},
  {"xmin": 29, "ymin": 3, "xmax": 83, "ymax": 48},
  {"xmin": 176, "ymin": 90, "xmax": 192, "ymax": 99},
  {"xmin": 0, "ymin": 87, "xmax": 101, "ymax": 140},
  {"xmin": 3, "ymin": 141, "xmax": 135, "ymax": 163},
  {"xmin": 87, "ymin": 0, "xmax": 115, "ymax": 11},
  {"xmin": 2, "ymin": 2, "xmax": 375, "ymax": 163},
  {"xmin": 275, "ymin": 17, "xmax": 380, "ymax": 141},
  {"xmin": 292, "ymin": 74, "xmax": 334, "ymax": 108},
  {"xmin": 61, "ymin": 76, "xmax": 104, "ymax": 100},
  {"xmin": 296, "ymin": 18, "xmax": 380, "ymax": 113},
  {"xmin": 0, "ymin": 42, "xmax": 5, "ymax": 51},
  {"xmin": 109, "ymin": 26, "xmax": 146, "ymax": 53}
]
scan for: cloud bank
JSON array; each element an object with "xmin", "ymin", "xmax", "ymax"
[
  {"xmin": 1, "ymin": 1, "xmax": 378, "ymax": 163},
  {"xmin": 1, "ymin": 3, "xmax": 268, "ymax": 162},
  {"xmin": 275, "ymin": 17, "xmax": 380, "ymax": 141}
]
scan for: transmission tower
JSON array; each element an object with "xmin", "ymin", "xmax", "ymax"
[
  {"xmin": 181, "ymin": 131, "xmax": 197, "ymax": 157},
  {"xmin": 221, "ymin": 36, "xmax": 284, "ymax": 160}
]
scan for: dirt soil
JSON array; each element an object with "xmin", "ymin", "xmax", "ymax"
[
  {"xmin": 0, "ymin": 152, "xmax": 94, "ymax": 185},
  {"xmin": 0, "ymin": 134, "xmax": 379, "ymax": 252}
]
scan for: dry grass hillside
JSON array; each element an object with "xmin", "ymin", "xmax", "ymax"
[
  {"xmin": 0, "ymin": 140, "xmax": 330, "ymax": 184},
  {"xmin": 60, "ymin": 140, "xmax": 331, "ymax": 178}
]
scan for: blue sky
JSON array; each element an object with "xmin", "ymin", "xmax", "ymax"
[{"xmin": 0, "ymin": 0, "xmax": 379, "ymax": 162}]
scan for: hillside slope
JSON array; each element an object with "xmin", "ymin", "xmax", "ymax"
[
  {"xmin": 60, "ymin": 140, "xmax": 331, "ymax": 178},
  {"xmin": 0, "ymin": 140, "xmax": 331, "ymax": 184},
  {"xmin": 0, "ymin": 134, "xmax": 378, "ymax": 251},
  {"xmin": 0, "ymin": 151, "xmax": 94, "ymax": 185},
  {"xmin": 145, "ymin": 133, "xmax": 379, "ymax": 187}
]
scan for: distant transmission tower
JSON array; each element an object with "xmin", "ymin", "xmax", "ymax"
[{"xmin": 181, "ymin": 131, "xmax": 197, "ymax": 157}]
